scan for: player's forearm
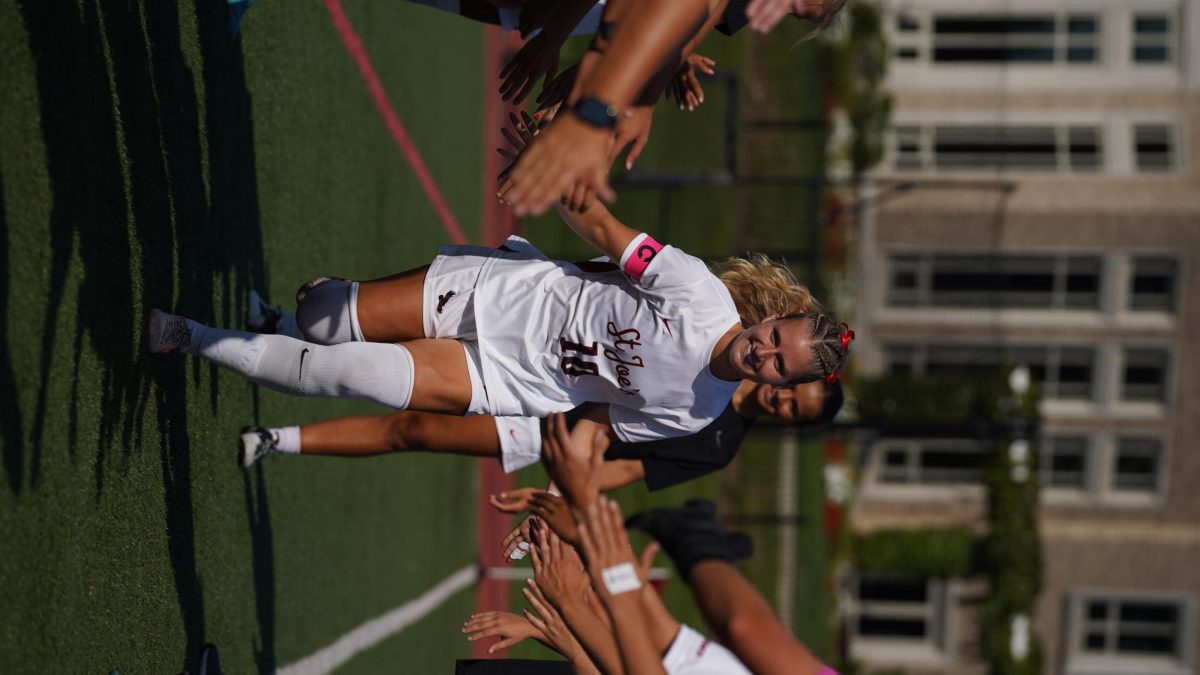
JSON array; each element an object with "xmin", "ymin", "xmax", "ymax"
[
  {"xmin": 578, "ymin": 0, "xmax": 711, "ymax": 111},
  {"xmin": 688, "ymin": 560, "xmax": 825, "ymax": 675},
  {"xmin": 559, "ymin": 601, "xmax": 627, "ymax": 675},
  {"xmin": 633, "ymin": 0, "xmax": 726, "ymax": 106},
  {"xmin": 598, "ymin": 459, "xmax": 645, "ymax": 492},
  {"xmin": 603, "ymin": 595, "xmax": 669, "ymax": 675},
  {"xmin": 554, "ymin": 200, "xmax": 637, "ymax": 264}
]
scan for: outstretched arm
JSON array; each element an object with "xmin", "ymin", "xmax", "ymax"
[
  {"xmin": 688, "ymin": 560, "xmax": 827, "ymax": 675},
  {"xmin": 554, "ymin": 199, "xmax": 641, "ymax": 265}
]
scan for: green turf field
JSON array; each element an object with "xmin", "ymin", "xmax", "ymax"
[
  {"xmin": 0, "ymin": 1, "xmax": 834, "ymax": 671},
  {"xmin": 0, "ymin": 1, "xmax": 483, "ymax": 672}
]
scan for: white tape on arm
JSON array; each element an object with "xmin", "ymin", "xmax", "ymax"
[{"xmin": 601, "ymin": 562, "xmax": 642, "ymax": 595}]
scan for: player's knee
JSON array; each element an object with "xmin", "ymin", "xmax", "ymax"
[
  {"xmin": 385, "ymin": 413, "xmax": 429, "ymax": 451},
  {"xmin": 295, "ymin": 277, "xmax": 356, "ymax": 344}
]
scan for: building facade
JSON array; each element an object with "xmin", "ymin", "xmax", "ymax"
[{"xmin": 848, "ymin": 1, "xmax": 1200, "ymax": 673}]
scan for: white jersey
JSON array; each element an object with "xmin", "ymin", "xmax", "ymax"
[
  {"xmin": 662, "ymin": 625, "xmax": 752, "ymax": 675},
  {"xmin": 467, "ymin": 235, "xmax": 741, "ymax": 443}
]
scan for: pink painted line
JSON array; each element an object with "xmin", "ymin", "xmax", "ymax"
[{"xmin": 323, "ymin": 0, "xmax": 470, "ymax": 244}]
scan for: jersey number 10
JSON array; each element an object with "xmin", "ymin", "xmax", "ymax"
[{"xmin": 559, "ymin": 337, "xmax": 599, "ymax": 377}]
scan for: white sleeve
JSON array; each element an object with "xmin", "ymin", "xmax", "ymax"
[
  {"xmin": 494, "ymin": 416, "xmax": 542, "ymax": 473},
  {"xmin": 617, "ymin": 234, "xmax": 714, "ymax": 293}
]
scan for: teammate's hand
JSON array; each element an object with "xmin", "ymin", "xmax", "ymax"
[
  {"xmin": 529, "ymin": 521, "xmax": 589, "ymax": 609},
  {"xmin": 504, "ymin": 110, "xmax": 616, "ymax": 216},
  {"xmin": 517, "ymin": 0, "xmax": 559, "ymax": 38},
  {"xmin": 523, "ymin": 579, "xmax": 591, "ymax": 663},
  {"xmin": 535, "ymin": 63, "xmax": 578, "ymax": 121},
  {"xmin": 500, "ymin": 32, "xmax": 562, "ymax": 105},
  {"xmin": 529, "ymin": 491, "xmax": 580, "ymax": 546},
  {"xmin": 540, "ymin": 413, "xmax": 606, "ymax": 510},
  {"xmin": 609, "ymin": 105, "xmax": 654, "ymax": 172},
  {"xmin": 501, "ymin": 515, "xmax": 539, "ymax": 561},
  {"xmin": 462, "ymin": 611, "xmax": 545, "ymax": 654},
  {"xmin": 668, "ymin": 53, "xmax": 715, "ymax": 111},
  {"xmin": 745, "ymin": 0, "xmax": 793, "ymax": 33},
  {"xmin": 489, "ymin": 487, "xmax": 545, "ymax": 514},
  {"xmin": 497, "ymin": 111, "xmax": 540, "ymax": 185},
  {"xmin": 577, "ymin": 496, "xmax": 643, "ymax": 604}
]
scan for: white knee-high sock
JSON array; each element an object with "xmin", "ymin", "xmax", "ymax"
[{"xmin": 183, "ymin": 321, "xmax": 414, "ymax": 409}]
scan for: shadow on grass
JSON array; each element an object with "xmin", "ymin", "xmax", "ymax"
[
  {"xmin": 16, "ymin": 0, "xmax": 276, "ymax": 671},
  {"xmin": 0, "ymin": 168, "xmax": 22, "ymax": 494}
]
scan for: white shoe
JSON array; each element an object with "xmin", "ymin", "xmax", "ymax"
[
  {"xmin": 146, "ymin": 309, "xmax": 193, "ymax": 354},
  {"xmin": 246, "ymin": 289, "xmax": 282, "ymax": 333},
  {"xmin": 238, "ymin": 426, "xmax": 277, "ymax": 468}
]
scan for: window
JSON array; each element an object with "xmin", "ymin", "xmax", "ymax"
[
  {"xmin": 1135, "ymin": 125, "xmax": 1177, "ymax": 172},
  {"xmin": 1112, "ymin": 437, "xmax": 1162, "ymax": 492},
  {"xmin": 929, "ymin": 14, "xmax": 1100, "ymax": 64},
  {"xmin": 1129, "ymin": 257, "xmax": 1178, "ymax": 311},
  {"xmin": 1041, "ymin": 435, "xmax": 1089, "ymax": 488},
  {"xmin": 887, "ymin": 343, "xmax": 1096, "ymax": 401},
  {"xmin": 1070, "ymin": 594, "xmax": 1192, "ymax": 672},
  {"xmin": 879, "ymin": 440, "xmax": 988, "ymax": 485},
  {"xmin": 891, "ymin": 124, "xmax": 1103, "ymax": 173},
  {"xmin": 855, "ymin": 575, "xmax": 944, "ymax": 644},
  {"xmin": 1121, "ymin": 348, "xmax": 1170, "ymax": 402},
  {"xmin": 1133, "ymin": 14, "xmax": 1174, "ymax": 64},
  {"xmin": 887, "ymin": 254, "xmax": 1102, "ymax": 309}
]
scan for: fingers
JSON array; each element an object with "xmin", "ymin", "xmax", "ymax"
[
  {"xmin": 626, "ymin": 131, "xmax": 649, "ymax": 171},
  {"xmin": 521, "ymin": 607, "xmax": 548, "ymax": 635},
  {"xmin": 637, "ymin": 541, "xmax": 660, "ymax": 578}
]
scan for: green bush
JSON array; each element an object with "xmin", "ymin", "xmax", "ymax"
[{"xmin": 856, "ymin": 527, "xmax": 978, "ymax": 578}]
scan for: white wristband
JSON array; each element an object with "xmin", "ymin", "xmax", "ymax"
[{"xmin": 601, "ymin": 562, "xmax": 642, "ymax": 595}]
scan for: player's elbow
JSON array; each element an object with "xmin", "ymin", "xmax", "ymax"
[{"xmin": 720, "ymin": 606, "xmax": 777, "ymax": 650}]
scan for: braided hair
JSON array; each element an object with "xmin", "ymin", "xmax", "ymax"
[
  {"xmin": 782, "ymin": 311, "xmax": 852, "ymax": 384},
  {"xmin": 712, "ymin": 254, "xmax": 851, "ymax": 384}
]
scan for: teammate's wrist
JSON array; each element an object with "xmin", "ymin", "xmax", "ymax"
[{"xmin": 571, "ymin": 96, "xmax": 619, "ymax": 130}]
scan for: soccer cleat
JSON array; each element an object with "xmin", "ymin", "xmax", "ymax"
[
  {"xmin": 198, "ymin": 643, "xmax": 223, "ymax": 675},
  {"xmin": 146, "ymin": 309, "xmax": 193, "ymax": 354},
  {"xmin": 246, "ymin": 289, "xmax": 282, "ymax": 334},
  {"xmin": 238, "ymin": 426, "xmax": 278, "ymax": 469}
]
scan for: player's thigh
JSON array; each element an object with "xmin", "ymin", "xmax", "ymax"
[
  {"xmin": 356, "ymin": 265, "xmax": 429, "ymax": 342},
  {"xmin": 405, "ymin": 338, "xmax": 476, "ymax": 415}
]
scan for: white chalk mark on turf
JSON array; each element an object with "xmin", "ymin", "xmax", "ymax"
[{"xmin": 276, "ymin": 565, "xmax": 478, "ymax": 675}]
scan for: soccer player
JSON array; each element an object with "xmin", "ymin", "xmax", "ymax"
[
  {"xmin": 148, "ymin": 197, "xmax": 852, "ymax": 449},
  {"xmin": 235, "ymin": 307, "xmax": 842, "ymax": 486}
]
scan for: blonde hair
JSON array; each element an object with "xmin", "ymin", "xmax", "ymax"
[{"xmin": 712, "ymin": 254, "xmax": 824, "ymax": 327}]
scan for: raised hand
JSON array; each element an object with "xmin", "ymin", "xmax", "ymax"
[
  {"xmin": 540, "ymin": 413, "xmax": 606, "ymax": 510},
  {"xmin": 501, "ymin": 515, "xmax": 540, "ymax": 562},
  {"xmin": 462, "ymin": 611, "xmax": 545, "ymax": 654},
  {"xmin": 668, "ymin": 53, "xmax": 716, "ymax": 111},
  {"xmin": 609, "ymin": 105, "xmax": 654, "ymax": 172},
  {"xmin": 576, "ymin": 496, "xmax": 643, "ymax": 603},
  {"xmin": 529, "ymin": 490, "xmax": 580, "ymax": 546},
  {"xmin": 488, "ymin": 486, "xmax": 546, "ymax": 515},
  {"xmin": 530, "ymin": 520, "xmax": 590, "ymax": 609},
  {"xmin": 500, "ymin": 32, "xmax": 561, "ymax": 105},
  {"xmin": 745, "ymin": 0, "xmax": 793, "ymax": 33}
]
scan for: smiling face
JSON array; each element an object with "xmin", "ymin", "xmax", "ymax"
[
  {"xmin": 753, "ymin": 380, "xmax": 827, "ymax": 422},
  {"xmin": 726, "ymin": 315, "xmax": 818, "ymax": 386}
]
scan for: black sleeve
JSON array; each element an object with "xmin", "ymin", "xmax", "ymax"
[{"xmin": 602, "ymin": 405, "xmax": 754, "ymax": 492}]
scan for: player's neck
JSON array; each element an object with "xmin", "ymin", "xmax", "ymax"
[{"xmin": 708, "ymin": 324, "xmax": 742, "ymax": 382}]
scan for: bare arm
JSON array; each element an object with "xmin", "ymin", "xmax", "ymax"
[
  {"xmin": 554, "ymin": 199, "xmax": 641, "ymax": 265},
  {"xmin": 688, "ymin": 560, "xmax": 826, "ymax": 675}
]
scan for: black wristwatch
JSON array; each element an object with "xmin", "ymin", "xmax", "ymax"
[{"xmin": 572, "ymin": 97, "xmax": 619, "ymax": 130}]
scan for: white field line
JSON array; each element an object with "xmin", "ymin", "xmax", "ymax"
[{"xmin": 276, "ymin": 565, "xmax": 478, "ymax": 675}]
